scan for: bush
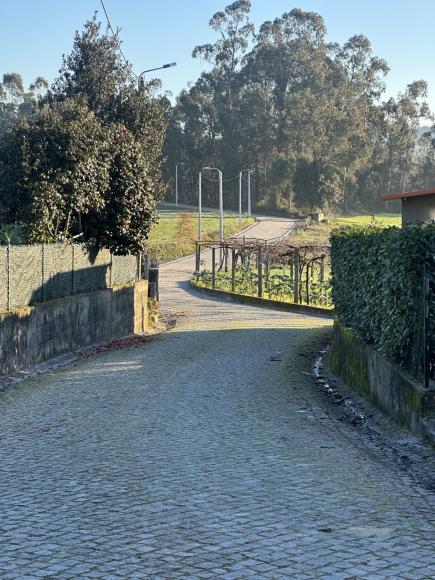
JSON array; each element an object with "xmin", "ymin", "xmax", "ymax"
[
  {"xmin": 0, "ymin": 99, "xmax": 163, "ymax": 254},
  {"xmin": 331, "ymin": 223, "xmax": 435, "ymax": 366}
]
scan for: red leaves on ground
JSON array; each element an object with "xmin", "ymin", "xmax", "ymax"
[{"xmin": 80, "ymin": 334, "xmax": 155, "ymax": 358}]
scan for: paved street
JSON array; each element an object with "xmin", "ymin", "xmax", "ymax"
[
  {"xmin": 0, "ymin": 227, "xmax": 434, "ymax": 577},
  {"xmin": 230, "ymin": 217, "xmax": 302, "ymax": 241}
]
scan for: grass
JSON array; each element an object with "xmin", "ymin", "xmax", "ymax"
[
  {"xmin": 292, "ymin": 213, "xmax": 401, "ymax": 245},
  {"xmin": 148, "ymin": 206, "xmax": 255, "ymax": 261}
]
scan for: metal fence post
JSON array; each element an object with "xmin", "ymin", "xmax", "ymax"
[
  {"xmin": 293, "ymin": 249, "xmax": 299, "ymax": 304},
  {"xmin": 424, "ymin": 264, "xmax": 430, "ymax": 389},
  {"xmin": 306, "ymin": 262, "xmax": 310, "ymax": 305},
  {"xmin": 71, "ymin": 244, "xmax": 75, "ymax": 295},
  {"xmin": 212, "ymin": 247, "xmax": 216, "ymax": 289},
  {"xmin": 231, "ymin": 249, "xmax": 236, "ymax": 292},
  {"xmin": 7, "ymin": 242, "xmax": 10, "ymax": 311},
  {"xmin": 195, "ymin": 242, "xmax": 201, "ymax": 273},
  {"xmin": 41, "ymin": 243, "xmax": 45, "ymax": 302},
  {"xmin": 257, "ymin": 247, "xmax": 263, "ymax": 298},
  {"xmin": 265, "ymin": 255, "xmax": 270, "ymax": 295},
  {"xmin": 142, "ymin": 253, "xmax": 149, "ymax": 281},
  {"xmin": 137, "ymin": 253, "xmax": 141, "ymax": 281}
]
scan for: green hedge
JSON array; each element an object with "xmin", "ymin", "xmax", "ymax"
[{"xmin": 331, "ymin": 223, "xmax": 435, "ymax": 367}]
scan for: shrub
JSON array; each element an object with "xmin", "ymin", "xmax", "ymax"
[{"xmin": 331, "ymin": 223, "xmax": 435, "ymax": 366}]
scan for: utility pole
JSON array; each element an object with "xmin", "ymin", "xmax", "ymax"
[
  {"xmin": 238, "ymin": 172, "xmax": 242, "ymax": 226},
  {"xmin": 175, "ymin": 162, "xmax": 184, "ymax": 207},
  {"xmin": 240, "ymin": 169, "xmax": 252, "ymax": 217},
  {"xmin": 198, "ymin": 172, "xmax": 202, "ymax": 241},
  {"xmin": 219, "ymin": 170, "xmax": 223, "ymax": 243},
  {"xmin": 247, "ymin": 168, "xmax": 251, "ymax": 216},
  {"xmin": 202, "ymin": 167, "xmax": 223, "ymax": 243}
]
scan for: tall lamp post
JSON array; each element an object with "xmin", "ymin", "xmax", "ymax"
[
  {"xmin": 175, "ymin": 162, "xmax": 184, "ymax": 207},
  {"xmin": 240, "ymin": 169, "xmax": 252, "ymax": 218},
  {"xmin": 202, "ymin": 167, "xmax": 223, "ymax": 244},
  {"xmin": 198, "ymin": 170, "xmax": 203, "ymax": 241},
  {"xmin": 137, "ymin": 62, "xmax": 177, "ymax": 91}
]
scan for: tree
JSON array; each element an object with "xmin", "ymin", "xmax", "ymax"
[
  {"xmin": 163, "ymin": 2, "xmax": 433, "ymax": 214},
  {"xmin": 50, "ymin": 16, "xmax": 130, "ymax": 121},
  {"xmin": 0, "ymin": 72, "xmax": 48, "ymax": 137},
  {"xmin": 192, "ymin": 0, "xmax": 254, "ymax": 176},
  {"xmin": 88, "ymin": 126, "xmax": 164, "ymax": 254},
  {"xmin": 50, "ymin": 15, "xmax": 166, "ymax": 152},
  {"xmin": 1, "ymin": 16, "xmax": 166, "ymax": 253},
  {"xmin": 193, "ymin": 0, "xmax": 253, "ymax": 116},
  {"xmin": 0, "ymin": 99, "xmax": 111, "ymax": 243},
  {"xmin": 0, "ymin": 98, "xmax": 164, "ymax": 253},
  {"xmin": 293, "ymin": 158, "xmax": 342, "ymax": 210}
]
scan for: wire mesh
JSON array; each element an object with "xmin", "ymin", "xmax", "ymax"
[
  {"xmin": 0, "ymin": 243, "xmax": 141, "ymax": 313},
  {"xmin": 0, "ymin": 247, "xmax": 7, "ymax": 312},
  {"xmin": 112, "ymin": 254, "xmax": 138, "ymax": 286},
  {"xmin": 43, "ymin": 244, "xmax": 74, "ymax": 301},
  {"xmin": 10, "ymin": 245, "xmax": 43, "ymax": 309},
  {"xmin": 72, "ymin": 246, "xmax": 111, "ymax": 294}
]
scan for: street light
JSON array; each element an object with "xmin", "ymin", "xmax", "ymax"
[
  {"xmin": 137, "ymin": 62, "xmax": 177, "ymax": 91},
  {"xmin": 198, "ymin": 167, "xmax": 223, "ymax": 243},
  {"xmin": 240, "ymin": 169, "xmax": 252, "ymax": 217},
  {"xmin": 175, "ymin": 162, "xmax": 184, "ymax": 207}
]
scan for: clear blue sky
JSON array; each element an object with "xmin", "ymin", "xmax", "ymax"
[{"xmin": 1, "ymin": 0, "xmax": 434, "ymax": 117}]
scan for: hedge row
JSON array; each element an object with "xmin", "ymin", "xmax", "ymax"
[{"xmin": 331, "ymin": 223, "xmax": 435, "ymax": 367}]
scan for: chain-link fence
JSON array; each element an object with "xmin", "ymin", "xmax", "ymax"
[{"xmin": 0, "ymin": 243, "xmax": 142, "ymax": 312}]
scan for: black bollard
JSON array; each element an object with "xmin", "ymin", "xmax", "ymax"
[{"xmin": 149, "ymin": 258, "xmax": 159, "ymax": 301}]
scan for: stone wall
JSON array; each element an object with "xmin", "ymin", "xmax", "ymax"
[
  {"xmin": 0, "ymin": 280, "xmax": 149, "ymax": 377},
  {"xmin": 330, "ymin": 320, "xmax": 435, "ymax": 436}
]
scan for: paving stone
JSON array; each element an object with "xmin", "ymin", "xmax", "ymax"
[{"xmin": 0, "ymin": 248, "xmax": 433, "ymax": 578}]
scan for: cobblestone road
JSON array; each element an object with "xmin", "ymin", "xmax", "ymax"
[{"xmin": 0, "ymin": 235, "xmax": 434, "ymax": 577}]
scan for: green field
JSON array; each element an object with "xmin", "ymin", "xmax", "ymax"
[
  {"xmin": 292, "ymin": 213, "xmax": 401, "ymax": 244},
  {"xmin": 148, "ymin": 205, "xmax": 254, "ymax": 261}
]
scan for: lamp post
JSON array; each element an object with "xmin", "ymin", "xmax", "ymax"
[
  {"xmin": 202, "ymin": 167, "xmax": 223, "ymax": 243},
  {"xmin": 240, "ymin": 169, "xmax": 252, "ymax": 217},
  {"xmin": 175, "ymin": 162, "xmax": 184, "ymax": 207},
  {"xmin": 137, "ymin": 62, "xmax": 176, "ymax": 91},
  {"xmin": 198, "ymin": 171, "xmax": 202, "ymax": 241},
  {"xmin": 247, "ymin": 168, "xmax": 251, "ymax": 216},
  {"xmin": 238, "ymin": 172, "xmax": 242, "ymax": 227}
]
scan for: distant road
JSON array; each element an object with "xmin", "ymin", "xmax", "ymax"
[
  {"xmin": 230, "ymin": 216, "xmax": 303, "ymax": 242},
  {"xmin": 159, "ymin": 202, "xmax": 304, "ymax": 241}
]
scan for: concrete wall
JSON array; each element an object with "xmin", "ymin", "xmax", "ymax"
[
  {"xmin": 402, "ymin": 193, "xmax": 435, "ymax": 225},
  {"xmin": 330, "ymin": 320, "xmax": 435, "ymax": 435},
  {"xmin": 0, "ymin": 280, "xmax": 149, "ymax": 377}
]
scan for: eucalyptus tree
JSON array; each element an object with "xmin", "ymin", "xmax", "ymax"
[
  {"xmin": 381, "ymin": 80, "xmax": 432, "ymax": 194},
  {"xmin": 0, "ymin": 73, "xmax": 48, "ymax": 137},
  {"xmin": 193, "ymin": 0, "xmax": 254, "ymax": 177},
  {"xmin": 164, "ymin": 1, "xmax": 433, "ymax": 213}
]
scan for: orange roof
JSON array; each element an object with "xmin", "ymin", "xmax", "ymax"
[{"xmin": 382, "ymin": 188, "xmax": 435, "ymax": 201}]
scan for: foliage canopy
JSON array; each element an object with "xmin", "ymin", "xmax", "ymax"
[
  {"xmin": 331, "ymin": 223, "xmax": 435, "ymax": 368},
  {"xmin": 0, "ymin": 16, "xmax": 166, "ymax": 254},
  {"xmin": 164, "ymin": 2, "xmax": 434, "ymax": 214}
]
